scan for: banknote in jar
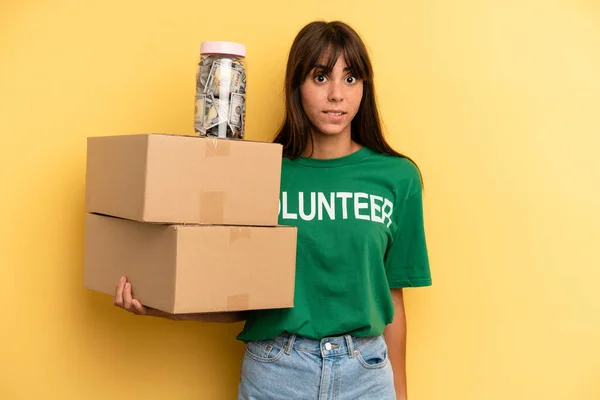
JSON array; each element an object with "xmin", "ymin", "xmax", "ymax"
[
  {"xmin": 205, "ymin": 60, "xmax": 243, "ymax": 97},
  {"xmin": 203, "ymin": 94, "xmax": 227, "ymax": 129},
  {"xmin": 196, "ymin": 55, "xmax": 215, "ymax": 96},
  {"xmin": 228, "ymin": 93, "xmax": 244, "ymax": 128},
  {"xmin": 194, "ymin": 94, "xmax": 206, "ymax": 134}
]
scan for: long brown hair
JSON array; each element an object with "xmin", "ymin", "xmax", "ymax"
[{"xmin": 273, "ymin": 20, "xmax": 421, "ymax": 174}]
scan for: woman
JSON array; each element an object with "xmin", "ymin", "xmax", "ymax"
[{"xmin": 113, "ymin": 20, "xmax": 431, "ymax": 400}]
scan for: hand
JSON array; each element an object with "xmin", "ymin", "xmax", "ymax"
[{"xmin": 113, "ymin": 276, "xmax": 148, "ymax": 315}]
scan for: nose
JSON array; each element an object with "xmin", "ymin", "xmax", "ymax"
[{"xmin": 327, "ymin": 80, "xmax": 344, "ymax": 103}]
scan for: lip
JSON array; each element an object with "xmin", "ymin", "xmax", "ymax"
[{"xmin": 322, "ymin": 110, "xmax": 346, "ymax": 122}]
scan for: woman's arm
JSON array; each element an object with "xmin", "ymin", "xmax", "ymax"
[{"xmin": 383, "ymin": 288, "xmax": 407, "ymax": 400}]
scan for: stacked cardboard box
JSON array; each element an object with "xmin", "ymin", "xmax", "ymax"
[{"xmin": 83, "ymin": 133, "xmax": 297, "ymax": 314}]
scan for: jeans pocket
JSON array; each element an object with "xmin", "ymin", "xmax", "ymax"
[
  {"xmin": 245, "ymin": 339, "xmax": 285, "ymax": 363},
  {"xmin": 355, "ymin": 336, "xmax": 389, "ymax": 369}
]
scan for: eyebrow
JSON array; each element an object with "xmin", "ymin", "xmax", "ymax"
[{"xmin": 314, "ymin": 64, "xmax": 353, "ymax": 72}]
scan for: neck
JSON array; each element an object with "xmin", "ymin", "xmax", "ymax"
[{"xmin": 302, "ymin": 131, "xmax": 362, "ymax": 160}]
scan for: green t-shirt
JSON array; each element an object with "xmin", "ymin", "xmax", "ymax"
[{"xmin": 237, "ymin": 146, "xmax": 431, "ymax": 341}]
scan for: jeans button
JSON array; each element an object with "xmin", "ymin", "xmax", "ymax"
[{"xmin": 324, "ymin": 342, "xmax": 332, "ymax": 351}]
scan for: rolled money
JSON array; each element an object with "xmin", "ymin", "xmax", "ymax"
[{"xmin": 205, "ymin": 60, "xmax": 242, "ymax": 96}]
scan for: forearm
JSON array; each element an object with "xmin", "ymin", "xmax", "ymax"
[
  {"xmin": 147, "ymin": 308, "xmax": 247, "ymax": 323},
  {"xmin": 384, "ymin": 289, "xmax": 408, "ymax": 399}
]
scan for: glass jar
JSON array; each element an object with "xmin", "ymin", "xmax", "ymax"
[{"xmin": 195, "ymin": 41, "xmax": 247, "ymax": 139}]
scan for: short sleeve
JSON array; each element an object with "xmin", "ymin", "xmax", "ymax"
[{"xmin": 385, "ymin": 182, "xmax": 432, "ymax": 288}]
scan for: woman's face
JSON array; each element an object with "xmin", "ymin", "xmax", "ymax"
[{"xmin": 300, "ymin": 54, "xmax": 363, "ymax": 139}]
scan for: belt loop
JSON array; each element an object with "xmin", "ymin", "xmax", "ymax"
[
  {"xmin": 285, "ymin": 334, "xmax": 296, "ymax": 355},
  {"xmin": 345, "ymin": 335, "xmax": 356, "ymax": 358}
]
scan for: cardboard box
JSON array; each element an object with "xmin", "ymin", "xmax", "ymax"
[
  {"xmin": 84, "ymin": 213, "xmax": 297, "ymax": 313},
  {"xmin": 85, "ymin": 133, "xmax": 283, "ymax": 226}
]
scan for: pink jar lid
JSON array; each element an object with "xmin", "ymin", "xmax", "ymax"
[{"xmin": 200, "ymin": 41, "xmax": 246, "ymax": 57}]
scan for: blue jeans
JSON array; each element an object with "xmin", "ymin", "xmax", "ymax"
[{"xmin": 238, "ymin": 332, "xmax": 396, "ymax": 399}]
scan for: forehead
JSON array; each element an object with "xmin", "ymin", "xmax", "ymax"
[{"xmin": 315, "ymin": 49, "xmax": 349, "ymax": 70}]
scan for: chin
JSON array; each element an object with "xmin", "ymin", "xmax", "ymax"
[{"xmin": 314, "ymin": 125, "xmax": 349, "ymax": 137}]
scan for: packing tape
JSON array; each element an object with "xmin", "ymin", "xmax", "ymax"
[
  {"xmin": 199, "ymin": 190, "xmax": 225, "ymax": 223},
  {"xmin": 229, "ymin": 227, "xmax": 252, "ymax": 244},
  {"xmin": 227, "ymin": 293, "xmax": 250, "ymax": 310},
  {"xmin": 205, "ymin": 137, "xmax": 230, "ymax": 158}
]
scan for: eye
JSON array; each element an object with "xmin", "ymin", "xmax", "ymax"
[
  {"xmin": 346, "ymin": 76, "xmax": 357, "ymax": 84},
  {"xmin": 314, "ymin": 74, "xmax": 327, "ymax": 83}
]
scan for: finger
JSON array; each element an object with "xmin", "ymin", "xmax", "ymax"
[
  {"xmin": 132, "ymin": 299, "xmax": 146, "ymax": 315},
  {"xmin": 123, "ymin": 282, "xmax": 133, "ymax": 310},
  {"xmin": 113, "ymin": 276, "xmax": 126, "ymax": 307}
]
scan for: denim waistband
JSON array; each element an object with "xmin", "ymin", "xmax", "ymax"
[{"xmin": 270, "ymin": 332, "xmax": 383, "ymax": 357}]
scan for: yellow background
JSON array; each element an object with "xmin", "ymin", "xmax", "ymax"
[{"xmin": 1, "ymin": 0, "xmax": 599, "ymax": 399}]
